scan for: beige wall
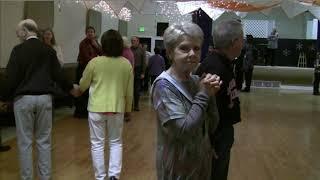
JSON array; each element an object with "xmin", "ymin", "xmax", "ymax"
[
  {"xmin": 53, "ymin": 1, "xmax": 87, "ymax": 64},
  {"xmin": 24, "ymin": 1, "xmax": 54, "ymax": 29},
  {"xmin": 0, "ymin": 2, "xmax": 2, "ymax": 67},
  {"xmin": 0, "ymin": 1, "xmax": 24, "ymax": 68}
]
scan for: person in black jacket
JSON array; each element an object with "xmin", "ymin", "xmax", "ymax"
[
  {"xmin": 196, "ymin": 19, "xmax": 243, "ymax": 180},
  {"xmin": 2, "ymin": 19, "xmax": 78, "ymax": 180},
  {"xmin": 131, "ymin": 36, "xmax": 146, "ymax": 111},
  {"xmin": 234, "ymin": 49, "xmax": 245, "ymax": 90},
  {"xmin": 241, "ymin": 35, "xmax": 258, "ymax": 92},
  {"xmin": 313, "ymin": 52, "xmax": 320, "ymax": 95}
]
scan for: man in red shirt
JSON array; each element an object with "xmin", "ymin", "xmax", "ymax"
[{"xmin": 74, "ymin": 26, "xmax": 102, "ymax": 118}]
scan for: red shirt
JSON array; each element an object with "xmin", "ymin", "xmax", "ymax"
[{"xmin": 77, "ymin": 38, "xmax": 102, "ymax": 65}]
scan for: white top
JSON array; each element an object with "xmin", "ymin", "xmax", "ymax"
[
  {"xmin": 26, "ymin": 36, "xmax": 38, "ymax": 40},
  {"xmin": 53, "ymin": 45, "xmax": 64, "ymax": 66},
  {"xmin": 267, "ymin": 32, "xmax": 278, "ymax": 49}
]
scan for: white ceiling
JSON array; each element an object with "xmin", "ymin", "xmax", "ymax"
[{"xmin": 75, "ymin": 0, "xmax": 320, "ymax": 20}]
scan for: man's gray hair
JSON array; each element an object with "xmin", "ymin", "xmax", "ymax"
[
  {"xmin": 17, "ymin": 19, "xmax": 38, "ymax": 33},
  {"xmin": 213, "ymin": 20, "xmax": 243, "ymax": 49},
  {"xmin": 163, "ymin": 22, "xmax": 204, "ymax": 51}
]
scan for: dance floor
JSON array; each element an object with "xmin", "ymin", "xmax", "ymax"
[{"xmin": 1, "ymin": 88, "xmax": 320, "ymax": 180}]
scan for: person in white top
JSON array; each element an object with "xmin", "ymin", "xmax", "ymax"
[
  {"xmin": 141, "ymin": 43, "xmax": 153, "ymax": 91},
  {"xmin": 42, "ymin": 28, "xmax": 64, "ymax": 66},
  {"xmin": 266, "ymin": 28, "xmax": 278, "ymax": 66}
]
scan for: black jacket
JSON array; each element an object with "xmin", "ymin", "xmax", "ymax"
[
  {"xmin": 196, "ymin": 51, "xmax": 241, "ymax": 129},
  {"xmin": 2, "ymin": 38, "xmax": 72, "ymax": 100}
]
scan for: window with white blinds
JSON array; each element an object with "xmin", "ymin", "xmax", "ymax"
[{"xmin": 242, "ymin": 20, "xmax": 275, "ymax": 38}]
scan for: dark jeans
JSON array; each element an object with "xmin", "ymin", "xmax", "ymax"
[
  {"xmin": 150, "ymin": 75, "xmax": 158, "ymax": 86},
  {"xmin": 314, "ymin": 72, "xmax": 320, "ymax": 94},
  {"xmin": 234, "ymin": 58, "xmax": 244, "ymax": 90},
  {"xmin": 266, "ymin": 48, "xmax": 276, "ymax": 66},
  {"xmin": 244, "ymin": 68, "xmax": 253, "ymax": 90},
  {"xmin": 211, "ymin": 126, "xmax": 234, "ymax": 180},
  {"xmin": 74, "ymin": 63, "xmax": 88, "ymax": 117},
  {"xmin": 134, "ymin": 66, "xmax": 143, "ymax": 109},
  {"xmin": 235, "ymin": 69, "xmax": 244, "ymax": 90},
  {"xmin": 142, "ymin": 68, "xmax": 150, "ymax": 92}
]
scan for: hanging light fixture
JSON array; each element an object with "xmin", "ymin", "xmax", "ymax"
[
  {"xmin": 73, "ymin": 0, "xmax": 132, "ymax": 21},
  {"xmin": 156, "ymin": 1, "xmax": 192, "ymax": 23}
]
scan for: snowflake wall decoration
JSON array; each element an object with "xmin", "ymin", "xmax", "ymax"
[
  {"xmin": 296, "ymin": 42, "xmax": 303, "ymax": 51},
  {"xmin": 283, "ymin": 49, "xmax": 291, "ymax": 56}
]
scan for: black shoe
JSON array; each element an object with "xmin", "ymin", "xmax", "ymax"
[
  {"xmin": 124, "ymin": 116, "xmax": 131, "ymax": 122},
  {"xmin": 313, "ymin": 92, "xmax": 320, "ymax": 95},
  {"xmin": 109, "ymin": 176, "xmax": 118, "ymax": 180},
  {"xmin": 134, "ymin": 107, "xmax": 140, "ymax": 111},
  {"xmin": 0, "ymin": 145, "xmax": 11, "ymax": 152},
  {"xmin": 124, "ymin": 113, "xmax": 131, "ymax": 122},
  {"xmin": 73, "ymin": 112, "xmax": 88, "ymax": 118},
  {"xmin": 241, "ymin": 87, "xmax": 250, "ymax": 92},
  {"xmin": 73, "ymin": 113, "xmax": 81, "ymax": 118}
]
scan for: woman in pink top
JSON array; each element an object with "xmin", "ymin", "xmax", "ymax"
[
  {"xmin": 122, "ymin": 36, "xmax": 134, "ymax": 68},
  {"xmin": 122, "ymin": 36, "xmax": 134, "ymax": 122}
]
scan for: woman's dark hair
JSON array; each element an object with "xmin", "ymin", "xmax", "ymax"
[
  {"xmin": 101, "ymin": 29, "xmax": 123, "ymax": 57},
  {"xmin": 246, "ymin": 34, "xmax": 254, "ymax": 44},
  {"xmin": 86, "ymin": 26, "xmax": 95, "ymax": 33},
  {"xmin": 154, "ymin": 47, "xmax": 160, "ymax": 54},
  {"xmin": 42, "ymin": 28, "xmax": 56, "ymax": 45}
]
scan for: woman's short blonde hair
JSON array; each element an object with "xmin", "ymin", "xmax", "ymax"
[
  {"xmin": 163, "ymin": 22, "xmax": 203, "ymax": 52},
  {"xmin": 122, "ymin": 36, "xmax": 131, "ymax": 48}
]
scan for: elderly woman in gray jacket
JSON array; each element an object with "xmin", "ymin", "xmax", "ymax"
[{"xmin": 151, "ymin": 22, "xmax": 221, "ymax": 180}]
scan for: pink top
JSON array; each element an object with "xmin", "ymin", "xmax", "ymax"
[
  {"xmin": 122, "ymin": 48, "xmax": 135, "ymax": 68},
  {"xmin": 102, "ymin": 112, "xmax": 117, "ymax": 115}
]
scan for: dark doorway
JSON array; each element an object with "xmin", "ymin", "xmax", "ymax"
[{"xmin": 139, "ymin": 37, "xmax": 152, "ymax": 52}]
